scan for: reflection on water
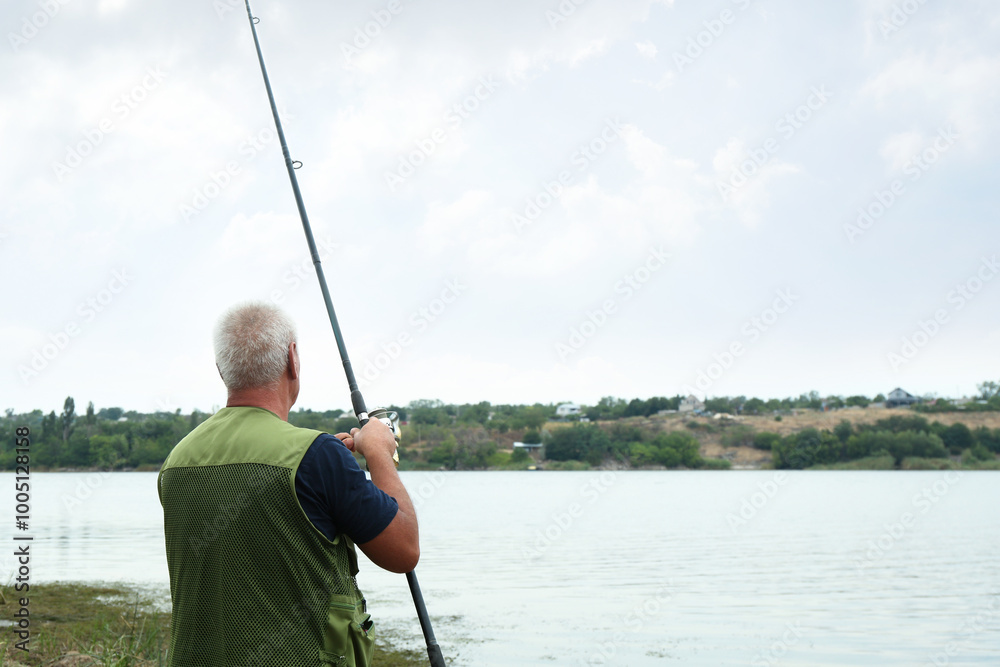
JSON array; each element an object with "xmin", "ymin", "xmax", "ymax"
[{"xmin": 3, "ymin": 471, "xmax": 998, "ymax": 665}]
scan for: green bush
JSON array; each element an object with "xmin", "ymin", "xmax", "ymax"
[
  {"xmin": 753, "ymin": 432, "xmax": 781, "ymax": 451},
  {"xmin": 834, "ymin": 420, "xmax": 854, "ymax": 443},
  {"xmin": 684, "ymin": 420, "xmax": 718, "ymax": 434},
  {"xmin": 653, "ymin": 432, "xmax": 702, "ymax": 467},
  {"xmin": 973, "ymin": 427, "xmax": 1000, "ymax": 453},
  {"xmin": 546, "ymin": 424, "xmax": 612, "ymax": 462},
  {"xmin": 845, "ymin": 432, "xmax": 894, "ymax": 461},
  {"xmin": 967, "ymin": 444, "xmax": 994, "ymax": 462},
  {"xmin": 720, "ymin": 425, "xmax": 755, "ymax": 448},
  {"xmin": 427, "ymin": 435, "xmax": 457, "ymax": 468},
  {"xmin": 871, "ymin": 415, "xmax": 930, "ymax": 434},
  {"xmin": 773, "ymin": 429, "xmax": 842, "ymax": 469},
  {"xmin": 628, "ymin": 442, "xmax": 657, "ymax": 467},
  {"xmin": 888, "ymin": 431, "xmax": 948, "ymax": 464},
  {"xmin": 901, "ymin": 457, "xmax": 957, "ymax": 470},
  {"xmin": 941, "ymin": 422, "xmax": 974, "ymax": 453},
  {"xmin": 627, "ymin": 432, "xmax": 702, "ymax": 468},
  {"xmin": 843, "ymin": 430, "xmax": 947, "ymax": 466}
]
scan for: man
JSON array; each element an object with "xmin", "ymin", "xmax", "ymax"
[{"xmin": 158, "ymin": 302, "xmax": 418, "ymax": 667}]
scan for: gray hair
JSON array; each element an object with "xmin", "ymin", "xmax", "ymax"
[{"xmin": 213, "ymin": 302, "xmax": 297, "ymax": 392}]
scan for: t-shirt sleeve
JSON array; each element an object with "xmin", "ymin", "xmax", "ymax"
[{"xmin": 295, "ymin": 433, "xmax": 399, "ymax": 545}]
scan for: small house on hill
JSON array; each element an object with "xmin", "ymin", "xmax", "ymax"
[
  {"xmin": 556, "ymin": 403, "xmax": 581, "ymax": 418},
  {"xmin": 679, "ymin": 395, "xmax": 705, "ymax": 413},
  {"xmin": 886, "ymin": 388, "xmax": 920, "ymax": 408}
]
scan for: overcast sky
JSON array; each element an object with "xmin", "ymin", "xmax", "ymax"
[{"xmin": 1, "ymin": 0, "xmax": 998, "ymax": 415}]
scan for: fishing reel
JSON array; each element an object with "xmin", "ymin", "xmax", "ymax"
[{"xmin": 366, "ymin": 407, "xmax": 400, "ymax": 468}]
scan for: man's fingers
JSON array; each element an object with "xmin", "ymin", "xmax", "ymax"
[{"xmin": 335, "ymin": 432, "xmax": 356, "ymax": 452}]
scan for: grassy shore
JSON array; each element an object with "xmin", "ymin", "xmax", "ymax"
[{"xmin": 0, "ymin": 583, "xmax": 424, "ymax": 666}]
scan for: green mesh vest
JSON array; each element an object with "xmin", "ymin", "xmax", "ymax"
[{"xmin": 158, "ymin": 407, "xmax": 374, "ymax": 667}]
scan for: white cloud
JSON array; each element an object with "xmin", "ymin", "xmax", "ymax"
[
  {"xmin": 878, "ymin": 130, "xmax": 925, "ymax": 172},
  {"xmin": 98, "ymin": 0, "xmax": 130, "ymax": 14},
  {"xmin": 862, "ymin": 49, "xmax": 1000, "ymax": 142},
  {"xmin": 635, "ymin": 40, "xmax": 658, "ymax": 59},
  {"xmin": 634, "ymin": 69, "xmax": 675, "ymax": 91},
  {"xmin": 711, "ymin": 138, "xmax": 800, "ymax": 227},
  {"xmin": 566, "ymin": 38, "xmax": 608, "ymax": 67}
]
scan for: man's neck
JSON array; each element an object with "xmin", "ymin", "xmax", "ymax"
[{"xmin": 226, "ymin": 389, "xmax": 290, "ymax": 421}]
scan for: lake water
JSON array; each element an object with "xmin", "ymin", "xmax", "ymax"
[{"xmin": 2, "ymin": 471, "xmax": 998, "ymax": 665}]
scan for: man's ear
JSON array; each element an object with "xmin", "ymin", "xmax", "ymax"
[{"xmin": 287, "ymin": 342, "xmax": 299, "ymax": 381}]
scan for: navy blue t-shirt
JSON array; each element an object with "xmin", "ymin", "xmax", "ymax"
[{"xmin": 294, "ymin": 433, "xmax": 398, "ymax": 544}]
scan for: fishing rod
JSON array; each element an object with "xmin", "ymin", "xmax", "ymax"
[{"xmin": 242, "ymin": 3, "xmax": 446, "ymax": 666}]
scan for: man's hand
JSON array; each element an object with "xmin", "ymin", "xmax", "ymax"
[
  {"xmin": 335, "ymin": 420, "xmax": 396, "ymax": 459},
  {"xmin": 352, "ymin": 419, "xmax": 398, "ymax": 462}
]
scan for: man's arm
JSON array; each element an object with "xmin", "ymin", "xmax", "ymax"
[{"xmin": 338, "ymin": 420, "xmax": 420, "ymax": 573}]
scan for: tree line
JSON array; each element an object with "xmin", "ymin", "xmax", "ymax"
[
  {"xmin": 2, "ymin": 386, "xmax": 999, "ymax": 471},
  {"xmin": 763, "ymin": 415, "xmax": 1000, "ymax": 469}
]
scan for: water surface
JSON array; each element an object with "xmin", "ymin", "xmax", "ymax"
[{"xmin": 4, "ymin": 471, "xmax": 998, "ymax": 665}]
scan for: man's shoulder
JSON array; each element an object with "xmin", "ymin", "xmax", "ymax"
[
  {"xmin": 164, "ymin": 407, "xmax": 329, "ymax": 470},
  {"xmin": 300, "ymin": 433, "xmax": 360, "ymax": 471}
]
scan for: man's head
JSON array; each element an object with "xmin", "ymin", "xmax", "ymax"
[{"xmin": 214, "ymin": 302, "xmax": 299, "ymax": 403}]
